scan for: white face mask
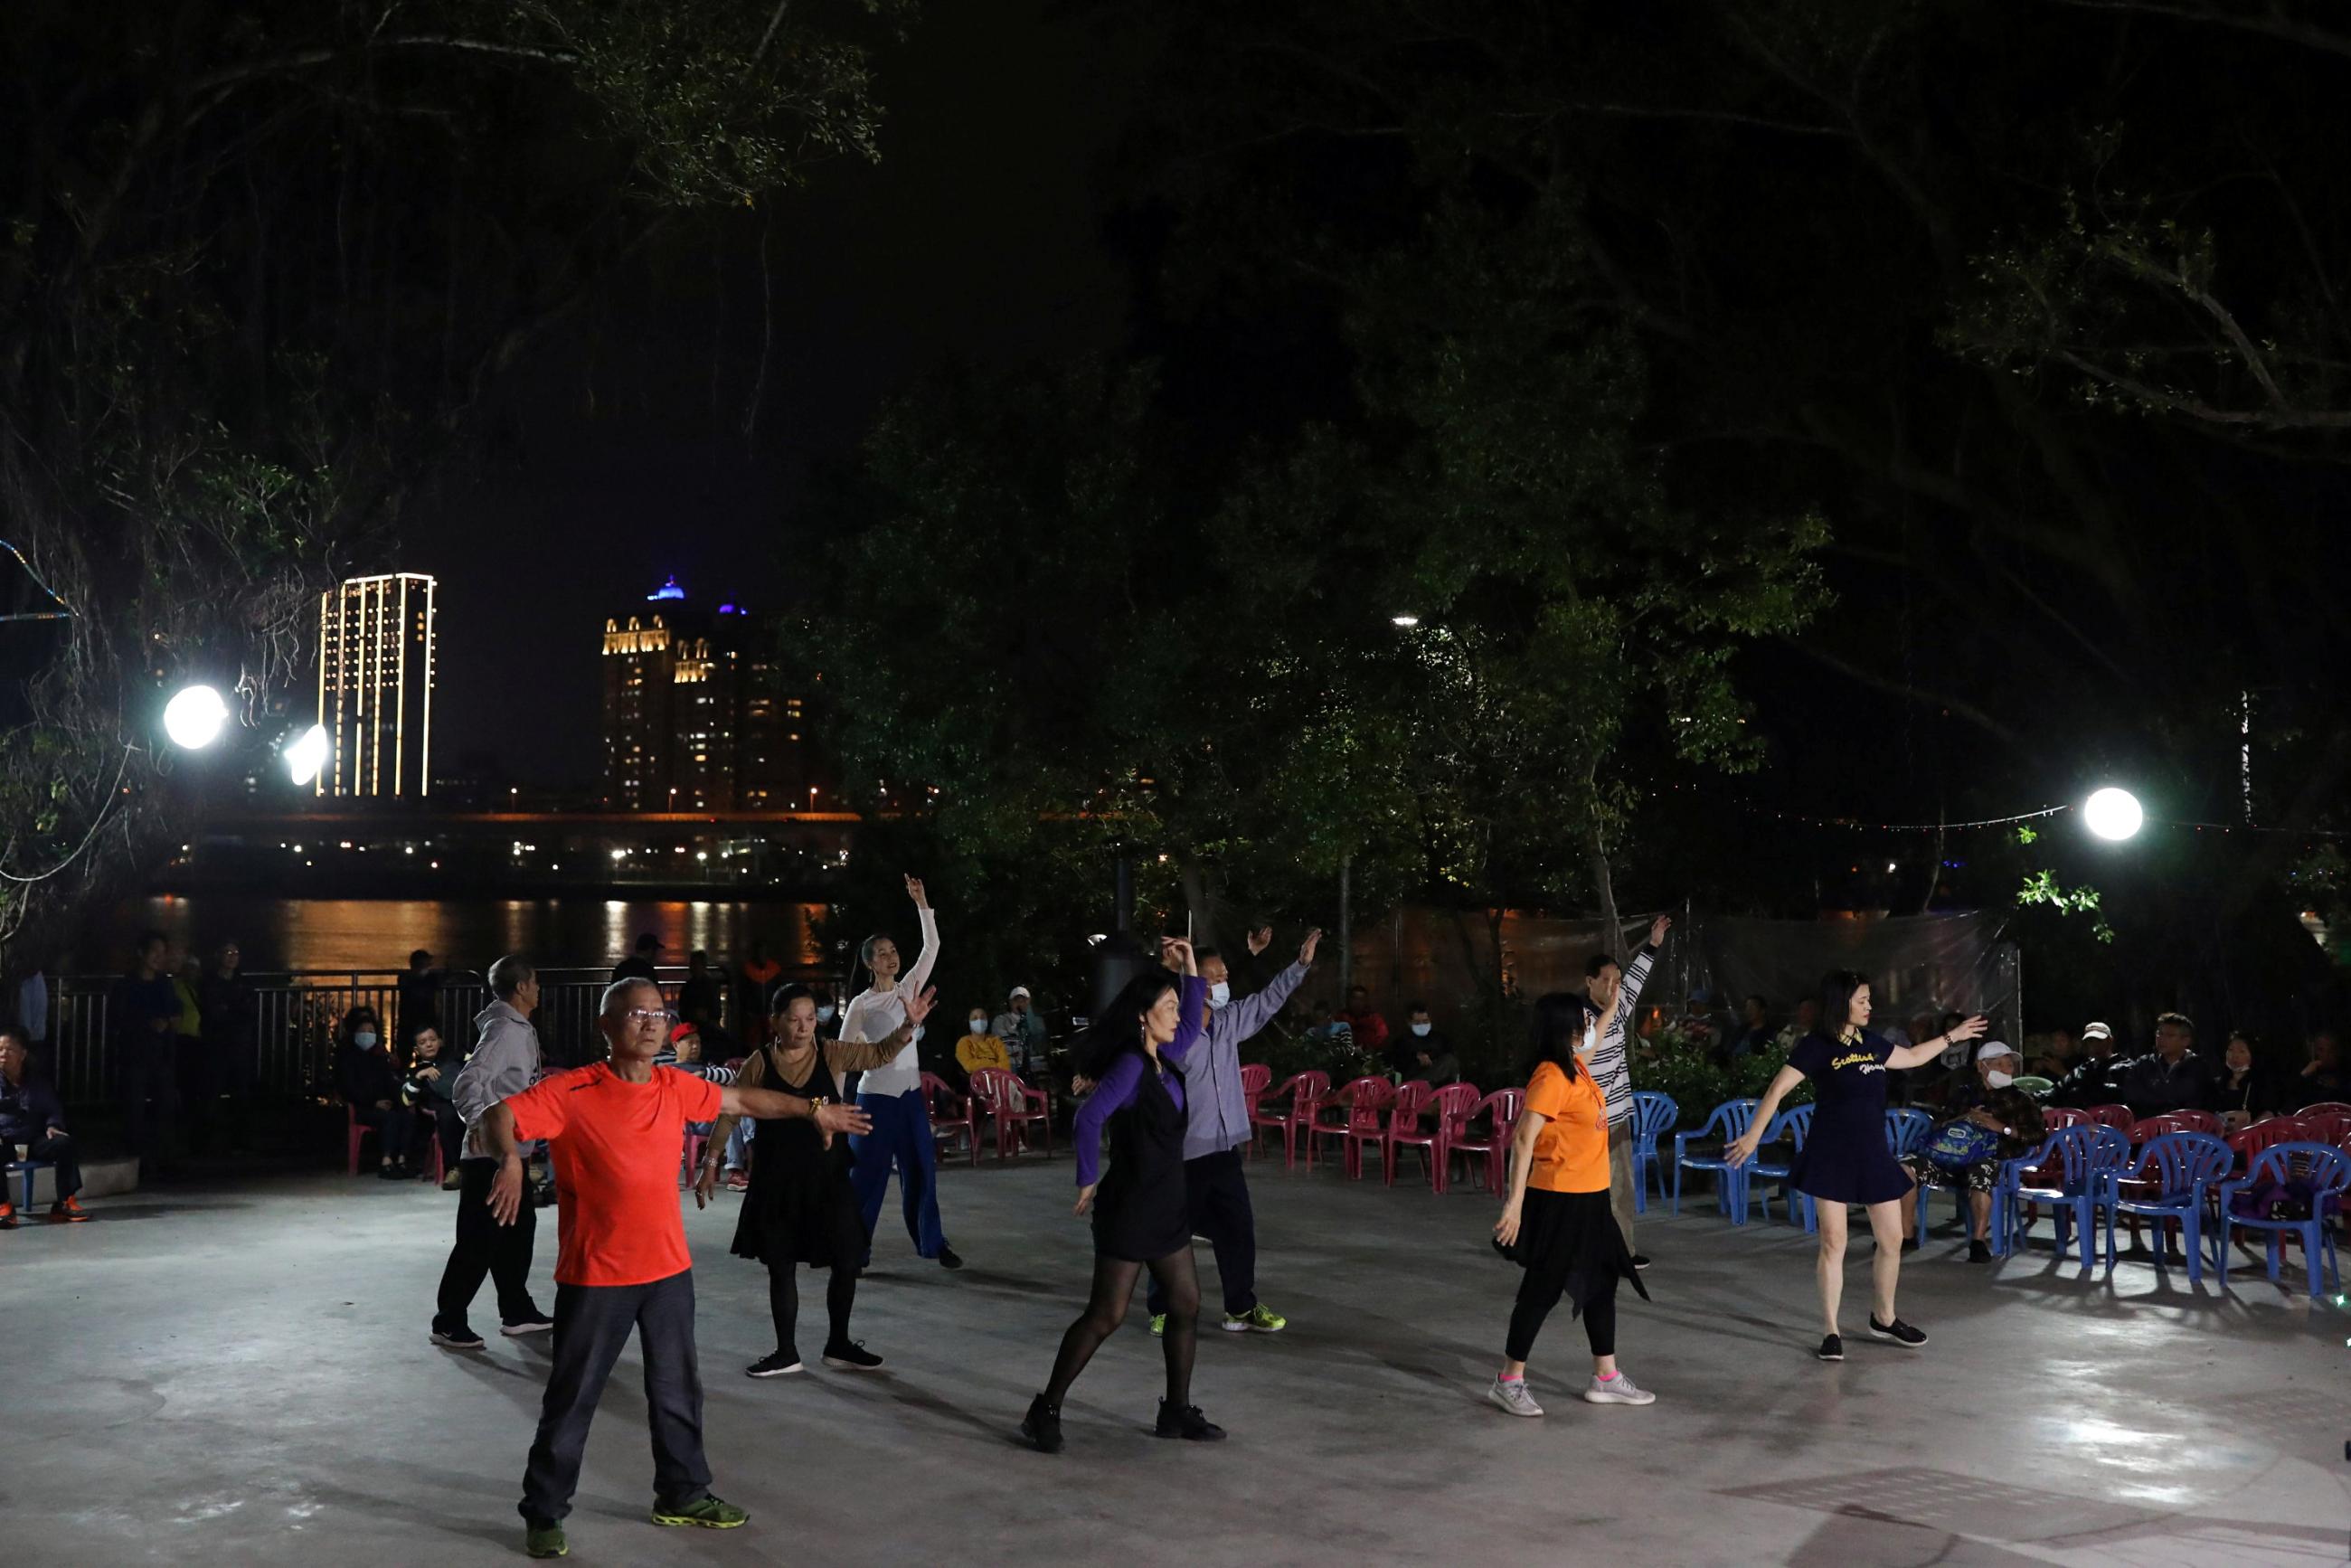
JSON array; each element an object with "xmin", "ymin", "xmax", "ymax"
[
  {"xmin": 816, "ymin": 1005, "xmax": 836, "ymax": 1025},
  {"xmin": 968, "ymin": 1018, "xmax": 988, "ymax": 1034},
  {"xmin": 1410, "ymin": 1021, "xmax": 1432, "ymax": 1037},
  {"xmin": 911, "ymin": 1025, "xmax": 924, "ymax": 1043},
  {"xmin": 1208, "ymin": 981, "xmax": 1232, "ymax": 1009},
  {"xmin": 1985, "ymin": 1068, "xmax": 2016, "ymax": 1090},
  {"xmin": 354, "ymin": 1031, "xmax": 378, "ymax": 1049}
]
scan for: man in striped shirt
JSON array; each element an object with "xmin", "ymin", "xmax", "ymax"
[{"xmin": 1583, "ymin": 914, "xmax": 1671, "ymax": 1270}]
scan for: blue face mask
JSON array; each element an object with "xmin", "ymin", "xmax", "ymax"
[
  {"xmin": 354, "ymin": 1031, "xmax": 379, "ymax": 1050},
  {"xmin": 816, "ymin": 1005, "xmax": 836, "ymax": 1025}
]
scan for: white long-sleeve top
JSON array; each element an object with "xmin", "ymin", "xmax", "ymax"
[{"xmin": 837, "ymin": 904, "xmax": 939, "ymax": 1098}]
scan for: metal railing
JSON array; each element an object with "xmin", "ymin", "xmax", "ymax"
[{"xmin": 41, "ymin": 968, "xmax": 694, "ymax": 1108}]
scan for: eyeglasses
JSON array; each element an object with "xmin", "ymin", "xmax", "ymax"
[{"xmin": 623, "ymin": 1008, "xmax": 677, "ymax": 1027}]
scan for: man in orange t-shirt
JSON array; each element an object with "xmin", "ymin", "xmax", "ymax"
[{"xmin": 478, "ymin": 977, "xmax": 870, "ymax": 1562}]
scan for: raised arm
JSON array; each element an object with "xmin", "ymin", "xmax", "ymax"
[
  {"xmin": 1072, "ymin": 1048, "xmax": 1146, "ymax": 1197},
  {"xmin": 1160, "ymin": 974, "xmax": 1209, "ymax": 1071},
  {"xmin": 897, "ymin": 875, "xmax": 940, "ymax": 999},
  {"xmin": 835, "ymin": 984, "xmax": 931, "ymax": 1070},
  {"xmin": 1223, "ymin": 930, "xmax": 1322, "ymax": 1045},
  {"xmin": 1887, "ymin": 1014, "xmax": 1987, "ymax": 1072}
]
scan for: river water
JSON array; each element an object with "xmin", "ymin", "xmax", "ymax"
[{"xmin": 87, "ymin": 894, "xmax": 830, "ymax": 976}]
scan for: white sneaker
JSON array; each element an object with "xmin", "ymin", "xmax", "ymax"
[
  {"xmin": 1487, "ymin": 1376, "xmax": 1544, "ymax": 1417},
  {"xmin": 1582, "ymin": 1372, "xmax": 1656, "ymax": 1406}
]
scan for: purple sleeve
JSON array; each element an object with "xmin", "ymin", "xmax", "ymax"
[
  {"xmin": 1074, "ymin": 1049, "xmax": 1146, "ymax": 1188},
  {"xmin": 1159, "ymin": 977, "xmax": 1209, "ymax": 1070}
]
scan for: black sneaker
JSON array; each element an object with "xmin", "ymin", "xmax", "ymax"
[
  {"xmin": 747, "ymin": 1349, "xmax": 803, "ymax": 1377},
  {"xmin": 1902, "ymin": 1234, "xmax": 1921, "ymax": 1252},
  {"xmin": 1155, "ymin": 1400, "xmax": 1227, "ymax": 1441},
  {"xmin": 1021, "ymin": 1393, "xmax": 1063, "ymax": 1453},
  {"xmin": 823, "ymin": 1340, "xmax": 885, "ymax": 1371},
  {"xmin": 1868, "ymin": 1315, "xmax": 1928, "ymax": 1347},
  {"xmin": 1630, "ymin": 1253, "xmax": 1651, "ymax": 1270},
  {"xmin": 502, "ymin": 1310, "xmax": 555, "ymax": 1337},
  {"xmin": 1967, "ymin": 1240, "xmax": 1992, "ymax": 1264},
  {"xmin": 376, "ymin": 1163, "xmax": 403, "ymax": 1181},
  {"xmin": 938, "ymin": 1245, "xmax": 964, "ymax": 1270},
  {"xmin": 431, "ymin": 1323, "xmax": 486, "ymax": 1351},
  {"xmin": 1815, "ymin": 1334, "xmax": 1844, "ymax": 1362}
]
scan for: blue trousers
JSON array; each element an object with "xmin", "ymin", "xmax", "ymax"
[{"xmin": 851, "ymin": 1089, "xmax": 947, "ymax": 1261}]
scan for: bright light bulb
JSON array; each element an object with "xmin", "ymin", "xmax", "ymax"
[
  {"xmin": 162, "ymin": 685, "xmax": 229, "ymax": 749},
  {"xmin": 1392, "ymin": 614, "xmax": 1421, "ymax": 628},
  {"xmin": 284, "ymin": 723, "xmax": 330, "ymax": 787},
  {"xmin": 2083, "ymin": 787, "xmax": 2144, "ymax": 842}
]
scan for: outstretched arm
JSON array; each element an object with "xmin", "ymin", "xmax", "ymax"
[
  {"xmin": 1724, "ymin": 1064, "xmax": 1807, "ymax": 1167},
  {"xmin": 1888, "ymin": 1014, "xmax": 1987, "ymax": 1071},
  {"xmin": 898, "ymin": 875, "xmax": 940, "ymax": 999}
]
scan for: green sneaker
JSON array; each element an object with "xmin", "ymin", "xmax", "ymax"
[
  {"xmin": 1147, "ymin": 1313, "xmax": 1166, "ymax": 1337},
  {"xmin": 1223, "ymin": 1303, "xmax": 1288, "ymax": 1334},
  {"xmin": 650, "ymin": 1494, "xmax": 749, "ymax": 1530},
  {"xmin": 524, "ymin": 1521, "xmax": 568, "ymax": 1558}
]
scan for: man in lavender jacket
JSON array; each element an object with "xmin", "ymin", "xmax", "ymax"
[{"xmin": 1145, "ymin": 925, "xmax": 1323, "ymax": 1336}]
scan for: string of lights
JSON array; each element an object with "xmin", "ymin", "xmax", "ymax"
[{"xmin": 1726, "ymin": 802, "xmax": 2072, "ymax": 834}]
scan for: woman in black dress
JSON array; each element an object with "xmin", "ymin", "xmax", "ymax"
[
  {"xmin": 696, "ymin": 981, "xmax": 936, "ymax": 1376},
  {"xmin": 1022, "ymin": 939, "xmax": 1211, "ymax": 1453},
  {"xmin": 1726, "ymin": 971, "xmax": 1985, "ymax": 1362}
]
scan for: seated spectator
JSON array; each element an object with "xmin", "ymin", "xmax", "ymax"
[
  {"xmin": 656, "ymin": 1021, "xmax": 737, "ymax": 1141},
  {"xmin": 0, "ymin": 1024, "xmax": 88, "ymax": 1224},
  {"xmin": 989, "ymin": 986, "xmax": 1050, "ymax": 1075},
  {"xmin": 2205, "ymin": 1030, "xmax": 2274, "ymax": 1132},
  {"xmin": 338, "ymin": 1005, "xmax": 427, "ymax": 1180},
  {"xmin": 2052, "ymin": 1020, "xmax": 2130, "ymax": 1108},
  {"xmin": 2031, "ymin": 1026, "xmax": 2077, "ymax": 1079},
  {"xmin": 1723, "ymin": 994, "xmax": 1775, "ymax": 1062},
  {"xmin": 1773, "ymin": 997, "xmax": 1821, "ymax": 1053},
  {"xmin": 1337, "ymin": 985, "xmax": 1390, "ymax": 1059},
  {"xmin": 2120, "ymin": 1012, "xmax": 2208, "ymax": 1118},
  {"xmin": 1899, "ymin": 1041, "xmax": 2044, "ymax": 1262},
  {"xmin": 721, "ymin": 1117, "xmax": 755, "ymax": 1190},
  {"xmin": 1400, "ymin": 1004, "xmax": 1461, "ymax": 1085},
  {"xmin": 400, "ymin": 1023, "xmax": 465, "ymax": 1185},
  {"xmin": 2294, "ymin": 1028, "xmax": 2348, "ymax": 1108},
  {"xmin": 1304, "ymin": 1003, "xmax": 1353, "ymax": 1047},
  {"xmin": 956, "ymin": 1010, "xmax": 1012, "ymax": 1077}
]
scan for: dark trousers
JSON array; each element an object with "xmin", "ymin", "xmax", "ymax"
[
  {"xmin": 354, "ymin": 1102, "xmax": 426, "ymax": 1165},
  {"xmin": 520, "ymin": 1270, "xmax": 712, "ymax": 1525},
  {"xmin": 120, "ymin": 1037, "xmax": 179, "ymax": 1163},
  {"xmin": 13, "ymin": 1131, "xmax": 81, "ymax": 1201},
  {"xmin": 423, "ymin": 1101, "xmax": 465, "ymax": 1169},
  {"xmin": 850, "ymin": 1089, "xmax": 947, "ymax": 1260},
  {"xmin": 1146, "ymin": 1147, "xmax": 1259, "ymax": 1319},
  {"xmin": 437, "ymin": 1158, "xmax": 541, "ymax": 1328}
]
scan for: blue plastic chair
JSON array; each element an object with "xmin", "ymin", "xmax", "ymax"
[
  {"xmin": 2215, "ymin": 1141, "xmax": 2350, "ymax": 1299},
  {"xmin": 1672, "ymin": 1099, "xmax": 1760, "ymax": 1223},
  {"xmin": 2102, "ymin": 1131, "xmax": 2231, "ymax": 1283},
  {"xmin": 1999, "ymin": 1125, "xmax": 2129, "ymax": 1265},
  {"xmin": 5, "ymin": 1157, "xmax": 52, "ymax": 1210},
  {"xmin": 1884, "ymin": 1108, "xmax": 1933, "ymax": 1157},
  {"xmin": 1629, "ymin": 1091, "xmax": 1679, "ymax": 1214},
  {"xmin": 1744, "ymin": 1104, "xmax": 1812, "ymax": 1225}
]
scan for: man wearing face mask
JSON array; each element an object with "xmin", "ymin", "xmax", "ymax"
[
  {"xmin": 1144, "ymin": 928, "xmax": 1324, "ymax": 1338},
  {"xmin": 1404, "ymin": 1004, "xmax": 1461, "ymax": 1086},
  {"xmin": 1899, "ymin": 1042, "xmax": 2044, "ymax": 1262}
]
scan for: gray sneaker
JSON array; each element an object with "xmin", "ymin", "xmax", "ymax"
[
  {"xmin": 1487, "ymin": 1376, "xmax": 1544, "ymax": 1417},
  {"xmin": 1582, "ymin": 1371, "xmax": 1656, "ymax": 1406}
]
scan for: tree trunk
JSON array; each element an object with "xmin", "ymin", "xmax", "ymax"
[
  {"xmin": 1179, "ymin": 864, "xmax": 1220, "ymax": 953},
  {"xmin": 1337, "ymin": 855, "xmax": 1353, "ymax": 995},
  {"xmin": 1586, "ymin": 820, "xmax": 1626, "ymax": 959}
]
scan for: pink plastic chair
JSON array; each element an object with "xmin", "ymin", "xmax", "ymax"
[
  {"xmin": 1374, "ymin": 1081, "xmax": 1434, "ymax": 1185},
  {"xmin": 1308, "ymin": 1078, "xmax": 1394, "ymax": 1176},
  {"xmin": 2133, "ymin": 1110, "xmax": 2219, "ymax": 1142},
  {"xmin": 1445, "ymin": 1088, "xmax": 1521, "ymax": 1193},
  {"xmin": 1411, "ymin": 1082, "xmax": 1484, "ymax": 1193},
  {"xmin": 921, "ymin": 1072, "xmax": 980, "ymax": 1166},
  {"xmin": 2083, "ymin": 1103, "xmax": 2137, "ymax": 1131},
  {"xmin": 2294, "ymin": 1100, "xmax": 2351, "ymax": 1118},
  {"xmin": 1255, "ymin": 1071, "xmax": 1329, "ymax": 1169},
  {"xmin": 1238, "ymin": 1064, "xmax": 1273, "ymax": 1160},
  {"xmin": 968, "ymin": 1068, "xmax": 1053, "ymax": 1161},
  {"xmin": 2296, "ymin": 1110, "xmax": 2351, "ymax": 1146},
  {"xmin": 679, "ymin": 1131, "xmax": 706, "ymax": 1189},
  {"xmin": 2041, "ymin": 1107, "xmax": 2091, "ymax": 1129}
]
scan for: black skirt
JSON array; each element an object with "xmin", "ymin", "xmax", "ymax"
[
  {"xmin": 1091, "ymin": 1060, "xmax": 1191, "ymax": 1263},
  {"xmin": 730, "ymin": 1053, "xmax": 861, "ymax": 1269},
  {"xmin": 1493, "ymin": 1188, "xmax": 1649, "ymax": 1318}
]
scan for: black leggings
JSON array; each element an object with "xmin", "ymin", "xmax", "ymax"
[
  {"xmin": 1043, "ymin": 1247, "xmax": 1200, "ymax": 1411},
  {"xmin": 1506, "ymin": 1272, "xmax": 1616, "ymax": 1362},
  {"xmin": 768, "ymin": 1261, "xmax": 856, "ymax": 1356}
]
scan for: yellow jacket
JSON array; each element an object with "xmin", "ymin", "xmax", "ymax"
[{"xmin": 956, "ymin": 1033, "xmax": 1011, "ymax": 1074}]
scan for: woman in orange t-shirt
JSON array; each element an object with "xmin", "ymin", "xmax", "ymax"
[{"xmin": 1488, "ymin": 989, "xmax": 1653, "ymax": 1416}]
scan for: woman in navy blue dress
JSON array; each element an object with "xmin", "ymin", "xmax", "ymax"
[{"xmin": 1726, "ymin": 970, "xmax": 1985, "ymax": 1363}]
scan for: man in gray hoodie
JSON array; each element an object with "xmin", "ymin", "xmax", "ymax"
[
  {"xmin": 431, "ymin": 955, "xmax": 553, "ymax": 1349},
  {"xmin": 1144, "ymin": 925, "xmax": 1322, "ymax": 1337}
]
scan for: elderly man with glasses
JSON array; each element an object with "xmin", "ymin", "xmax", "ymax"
[{"xmin": 476, "ymin": 977, "xmax": 872, "ymax": 1561}]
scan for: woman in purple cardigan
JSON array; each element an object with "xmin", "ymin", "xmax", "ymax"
[{"xmin": 1022, "ymin": 939, "xmax": 1215, "ymax": 1453}]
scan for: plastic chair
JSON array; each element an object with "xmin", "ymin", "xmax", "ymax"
[
  {"xmin": 1629, "ymin": 1091, "xmax": 1679, "ymax": 1213},
  {"xmin": 2000, "ymin": 1125, "xmax": 2130, "ymax": 1264},
  {"xmin": 920, "ymin": 1072, "xmax": 980, "ymax": 1166},
  {"xmin": 1446, "ymin": 1088, "xmax": 1521, "ymax": 1194},
  {"xmin": 968, "ymin": 1068, "xmax": 1053, "ymax": 1161},
  {"xmin": 2131, "ymin": 1111, "xmax": 2216, "ymax": 1142},
  {"xmin": 1884, "ymin": 1108, "xmax": 1934, "ymax": 1158},
  {"xmin": 2041, "ymin": 1107, "xmax": 2091, "ymax": 1130},
  {"xmin": 6, "ymin": 1157, "xmax": 53, "ymax": 1210},
  {"xmin": 1672, "ymin": 1099, "xmax": 1761, "ymax": 1223},
  {"xmin": 1419, "ymin": 1082, "xmax": 1484, "ymax": 1194},
  {"xmin": 2215, "ymin": 1141, "xmax": 2350, "ymax": 1299},
  {"xmin": 345, "ymin": 1103, "xmax": 373, "ymax": 1174},
  {"xmin": 679, "ymin": 1131, "xmax": 707, "ymax": 1189},
  {"xmin": 2082, "ymin": 1103, "xmax": 2137, "ymax": 1131},
  {"xmin": 1377, "ymin": 1080, "xmax": 1444, "ymax": 1189},
  {"xmin": 2103, "ymin": 1131, "xmax": 2231, "ymax": 1281},
  {"xmin": 1308, "ymin": 1077, "xmax": 1394, "ymax": 1176},
  {"xmin": 2293, "ymin": 1100, "xmax": 2351, "ymax": 1118},
  {"xmin": 1745, "ymin": 1103, "xmax": 1812, "ymax": 1225},
  {"xmin": 1254, "ymin": 1071, "xmax": 1329, "ymax": 1169},
  {"xmin": 2296, "ymin": 1110, "xmax": 2351, "ymax": 1146},
  {"xmin": 2227, "ymin": 1117, "xmax": 2303, "ymax": 1173}
]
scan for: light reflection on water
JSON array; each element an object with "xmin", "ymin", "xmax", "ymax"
[{"xmin": 95, "ymin": 894, "xmax": 829, "ymax": 976}]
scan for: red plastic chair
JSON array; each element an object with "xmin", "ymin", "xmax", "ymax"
[
  {"xmin": 2227, "ymin": 1116, "xmax": 2302, "ymax": 1174},
  {"xmin": 679, "ymin": 1131, "xmax": 707, "ymax": 1189},
  {"xmin": 1308, "ymin": 1078, "xmax": 1394, "ymax": 1176},
  {"xmin": 1406, "ymin": 1082, "xmax": 1483, "ymax": 1193},
  {"xmin": 2083, "ymin": 1103, "xmax": 2137, "ymax": 1131},
  {"xmin": 2041, "ymin": 1107, "xmax": 2091, "ymax": 1129},
  {"xmin": 969, "ymin": 1067, "xmax": 1054, "ymax": 1161},
  {"xmin": 2294, "ymin": 1100, "xmax": 2351, "ymax": 1118},
  {"xmin": 921, "ymin": 1072, "xmax": 980, "ymax": 1166},
  {"xmin": 1376, "ymin": 1081, "xmax": 1435, "ymax": 1186},
  {"xmin": 1445, "ymin": 1088, "xmax": 1522, "ymax": 1194},
  {"xmin": 2297, "ymin": 1110, "xmax": 2351, "ymax": 1145},
  {"xmin": 345, "ymin": 1103, "xmax": 370, "ymax": 1174},
  {"xmin": 2133, "ymin": 1110, "xmax": 2219, "ymax": 1142},
  {"xmin": 1254, "ymin": 1071, "xmax": 1329, "ymax": 1169}
]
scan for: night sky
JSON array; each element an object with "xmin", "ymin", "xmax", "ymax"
[{"xmin": 411, "ymin": 1, "xmax": 1139, "ymax": 789}]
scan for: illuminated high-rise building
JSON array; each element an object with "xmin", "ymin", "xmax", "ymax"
[
  {"xmin": 316, "ymin": 572, "xmax": 437, "ymax": 798},
  {"xmin": 600, "ymin": 576, "xmax": 822, "ymax": 811}
]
